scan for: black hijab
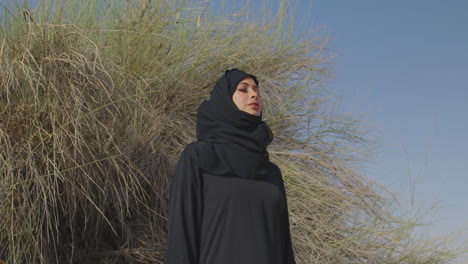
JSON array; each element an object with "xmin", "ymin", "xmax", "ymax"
[{"xmin": 196, "ymin": 69, "xmax": 273, "ymax": 179}]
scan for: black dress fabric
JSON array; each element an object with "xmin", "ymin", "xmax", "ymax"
[{"xmin": 165, "ymin": 69, "xmax": 296, "ymax": 264}]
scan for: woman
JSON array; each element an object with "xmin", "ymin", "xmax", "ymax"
[{"xmin": 165, "ymin": 69, "xmax": 296, "ymax": 264}]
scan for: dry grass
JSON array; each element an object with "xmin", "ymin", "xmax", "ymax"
[{"xmin": 0, "ymin": 0, "xmax": 462, "ymax": 263}]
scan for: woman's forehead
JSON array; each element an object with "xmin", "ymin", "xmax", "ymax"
[{"xmin": 237, "ymin": 77, "xmax": 258, "ymax": 87}]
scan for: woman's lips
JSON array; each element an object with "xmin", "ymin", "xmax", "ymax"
[{"xmin": 248, "ymin": 102, "xmax": 259, "ymax": 109}]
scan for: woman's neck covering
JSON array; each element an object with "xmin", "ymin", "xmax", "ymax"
[{"xmin": 196, "ymin": 69, "xmax": 273, "ymax": 179}]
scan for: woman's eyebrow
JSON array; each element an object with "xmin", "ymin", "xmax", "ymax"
[{"xmin": 238, "ymin": 81, "xmax": 258, "ymax": 88}]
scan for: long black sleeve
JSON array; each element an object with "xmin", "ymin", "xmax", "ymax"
[
  {"xmin": 281, "ymin": 181, "xmax": 296, "ymax": 264},
  {"xmin": 276, "ymin": 166, "xmax": 296, "ymax": 264},
  {"xmin": 165, "ymin": 144, "xmax": 203, "ymax": 264}
]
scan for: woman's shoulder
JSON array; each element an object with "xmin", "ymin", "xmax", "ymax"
[
  {"xmin": 178, "ymin": 141, "xmax": 209, "ymax": 161},
  {"xmin": 182, "ymin": 141, "xmax": 206, "ymax": 153},
  {"xmin": 265, "ymin": 159, "xmax": 283, "ymax": 178}
]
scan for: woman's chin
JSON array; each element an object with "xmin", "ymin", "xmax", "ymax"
[{"xmin": 239, "ymin": 107, "xmax": 261, "ymax": 116}]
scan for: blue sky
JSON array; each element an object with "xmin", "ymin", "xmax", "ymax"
[{"xmin": 304, "ymin": 0, "xmax": 468, "ymax": 258}]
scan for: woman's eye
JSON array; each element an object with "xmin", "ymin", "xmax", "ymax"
[{"xmin": 238, "ymin": 89, "xmax": 247, "ymax": 93}]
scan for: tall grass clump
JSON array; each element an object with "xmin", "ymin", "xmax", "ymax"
[{"xmin": 0, "ymin": 0, "xmax": 462, "ymax": 263}]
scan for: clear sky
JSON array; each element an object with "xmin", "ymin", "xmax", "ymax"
[{"xmin": 303, "ymin": 0, "xmax": 468, "ymax": 259}]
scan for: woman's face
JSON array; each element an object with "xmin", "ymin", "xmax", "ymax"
[{"xmin": 232, "ymin": 77, "xmax": 262, "ymax": 116}]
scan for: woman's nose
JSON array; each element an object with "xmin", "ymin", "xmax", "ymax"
[{"xmin": 250, "ymin": 90, "xmax": 258, "ymax": 98}]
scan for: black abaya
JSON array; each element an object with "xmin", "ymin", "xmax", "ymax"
[
  {"xmin": 165, "ymin": 69, "xmax": 296, "ymax": 264},
  {"xmin": 165, "ymin": 142, "xmax": 295, "ymax": 264}
]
